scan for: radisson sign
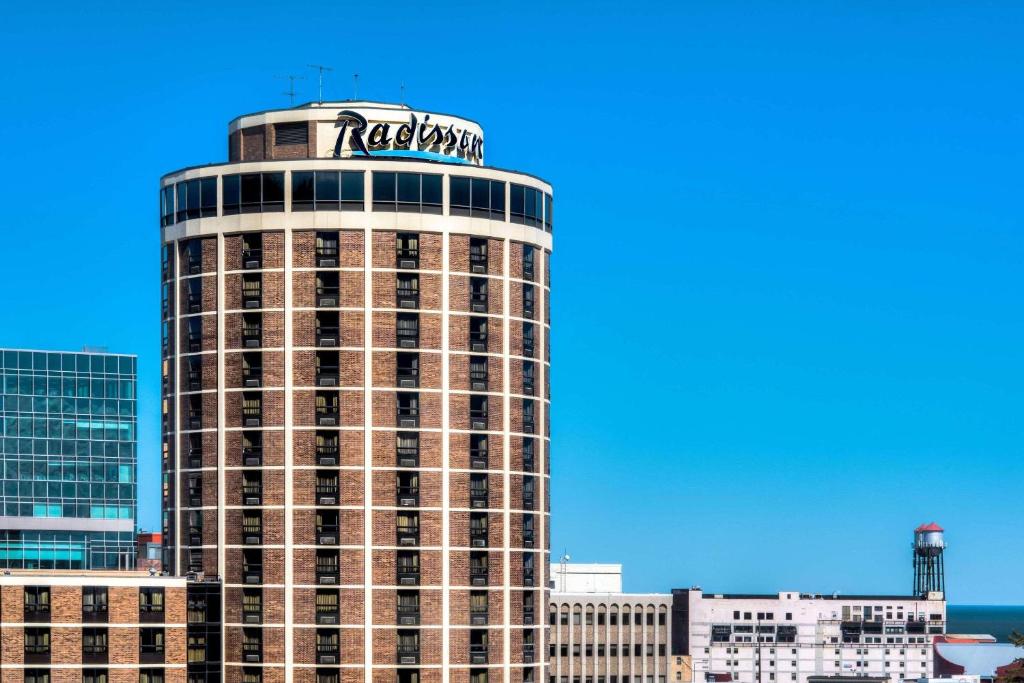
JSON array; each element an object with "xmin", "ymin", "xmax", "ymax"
[{"xmin": 324, "ymin": 108, "xmax": 484, "ymax": 166}]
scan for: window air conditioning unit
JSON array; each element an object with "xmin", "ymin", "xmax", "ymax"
[
  {"xmin": 318, "ymin": 575, "xmax": 337, "ymax": 585},
  {"xmin": 471, "ymin": 264, "xmax": 486, "ymax": 274},
  {"xmin": 398, "ymin": 378, "xmax": 416, "ymax": 389},
  {"xmin": 244, "ymin": 258, "xmax": 260, "ymax": 269},
  {"xmin": 244, "ymin": 654, "xmax": 260, "ymax": 663},
  {"xmin": 398, "ymin": 338, "xmax": 417, "ymax": 349},
  {"xmin": 399, "ymin": 575, "xmax": 417, "ymax": 586},
  {"xmin": 319, "ymin": 417, "xmax": 337, "ymax": 427},
  {"xmin": 470, "ymin": 342, "xmax": 486, "ymax": 352},
  {"xmin": 399, "ymin": 655, "xmax": 418, "ymax": 665},
  {"xmin": 471, "ymin": 538, "xmax": 487, "ymax": 548},
  {"xmin": 318, "ymin": 336, "xmax": 337, "ymax": 347},
  {"xmin": 319, "ymin": 296, "xmax": 338, "ymax": 307},
  {"xmin": 319, "ymin": 655, "xmax": 337, "ymax": 665},
  {"xmin": 398, "ymin": 495, "xmax": 417, "ymax": 507},
  {"xmin": 244, "ymin": 338, "xmax": 260, "ymax": 349},
  {"xmin": 244, "ymin": 613, "xmax": 261, "ymax": 624},
  {"xmin": 244, "ymin": 417, "xmax": 261, "ymax": 427},
  {"xmin": 319, "ymin": 257, "xmax": 338, "ymax": 267},
  {"xmin": 398, "ymin": 535, "xmax": 416, "ymax": 546},
  {"xmin": 399, "ymin": 615, "xmax": 418, "ymax": 626},
  {"xmin": 398, "ymin": 417, "xmax": 418, "ymax": 428},
  {"xmin": 317, "ymin": 377, "xmax": 338, "ymax": 387},
  {"xmin": 244, "ymin": 299, "xmax": 261, "ymax": 309},
  {"xmin": 399, "ymin": 299, "xmax": 416, "ymax": 309},
  {"xmin": 398, "ymin": 257, "xmax": 417, "ymax": 269},
  {"xmin": 244, "ymin": 377, "xmax": 261, "ymax": 388}
]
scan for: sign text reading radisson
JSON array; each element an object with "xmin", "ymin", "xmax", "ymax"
[{"xmin": 333, "ymin": 109, "xmax": 484, "ymax": 164}]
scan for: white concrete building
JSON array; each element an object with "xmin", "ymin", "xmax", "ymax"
[
  {"xmin": 674, "ymin": 589, "xmax": 947, "ymax": 683},
  {"xmin": 549, "ymin": 564, "xmax": 673, "ymax": 683}
]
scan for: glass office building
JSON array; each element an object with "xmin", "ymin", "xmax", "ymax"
[{"xmin": 0, "ymin": 348, "xmax": 137, "ymax": 569}]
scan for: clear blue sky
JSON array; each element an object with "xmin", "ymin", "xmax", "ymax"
[{"xmin": 0, "ymin": 2, "xmax": 1020, "ymax": 603}]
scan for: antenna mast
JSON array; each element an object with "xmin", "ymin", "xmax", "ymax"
[
  {"xmin": 307, "ymin": 64, "xmax": 334, "ymax": 104},
  {"xmin": 276, "ymin": 74, "xmax": 305, "ymax": 106},
  {"xmin": 353, "ymin": 73, "xmax": 359, "ymax": 100}
]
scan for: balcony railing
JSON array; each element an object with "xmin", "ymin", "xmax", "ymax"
[
  {"xmin": 242, "ymin": 564, "xmax": 263, "ymax": 584},
  {"xmin": 316, "ymin": 407, "xmax": 340, "ymax": 427},
  {"xmin": 469, "ymin": 489, "xmax": 488, "ymax": 509},
  {"xmin": 242, "ymin": 248, "xmax": 263, "ymax": 269},
  {"xmin": 469, "ymin": 408, "xmax": 488, "ymax": 430},
  {"xmin": 242, "ymin": 327, "xmax": 262, "ymax": 348},
  {"xmin": 470, "ymin": 566, "xmax": 488, "ymax": 586},
  {"xmin": 242, "ymin": 484, "xmax": 262, "ymax": 506},
  {"xmin": 397, "ymin": 406, "xmax": 419, "ymax": 428},
  {"xmin": 243, "ymin": 368, "xmax": 263, "ymax": 388},
  {"xmin": 469, "ymin": 527, "xmax": 488, "ymax": 547},
  {"xmin": 396, "ymin": 325, "xmax": 419, "ymax": 349},
  {"xmin": 316, "ymin": 608, "xmax": 339, "ymax": 625},
  {"xmin": 470, "ymin": 251, "xmax": 487, "ymax": 274},
  {"xmin": 317, "ymin": 524, "xmax": 340, "ymax": 545},
  {"xmin": 317, "ymin": 325, "xmax": 340, "ymax": 347},
  {"xmin": 317, "ymin": 644, "xmax": 340, "ymax": 665},
  {"xmin": 316, "ymin": 443, "xmax": 339, "ymax": 465},
  {"xmin": 396, "ymin": 525, "xmax": 420, "ymax": 546},
  {"xmin": 241, "ymin": 642, "xmax": 262, "ymax": 663},
  {"xmin": 317, "ymin": 368, "xmax": 340, "ymax": 387},
  {"xmin": 397, "ymin": 445, "xmax": 419, "ymax": 467},
  {"xmin": 242, "ymin": 445, "xmax": 262, "ymax": 467},
  {"xmin": 397, "ymin": 566, "xmax": 420, "ymax": 586},
  {"xmin": 397, "ymin": 605, "xmax": 421, "ymax": 626},
  {"xmin": 397, "ymin": 485, "xmax": 419, "ymax": 507},
  {"xmin": 397, "ymin": 644, "xmax": 420, "ymax": 665},
  {"xmin": 316, "ymin": 285, "xmax": 339, "ymax": 308},
  {"xmin": 316, "ymin": 484, "xmax": 339, "ymax": 506},
  {"xmin": 397, "ymin": 247, "xmax": 419, "ymax": 269},
  {"xmin": 397, "ymin": 287, "xmax": 419, "ymax": 309},
  {"xmin": 242, "ymin": 291, "xmax": 262, "ymax": 309}
]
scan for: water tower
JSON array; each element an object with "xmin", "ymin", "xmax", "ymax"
[{"xmin": 913, "ymin": 522, "xmax": 946, "ymax": 596}]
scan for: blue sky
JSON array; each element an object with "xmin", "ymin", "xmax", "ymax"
[{"xmin": 0, "ymin": 2, "xmax": 1020, "ymax": 603}]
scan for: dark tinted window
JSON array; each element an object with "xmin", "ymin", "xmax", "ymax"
[
  {"xmin": 341, "ymin": 172, "xmax": 364, "ymax": 203},
  {"xmin": 293, "ymin": 171, "xmax": 315, "ymax": 208},
  {"xmin": 373, "ymin": 172, "xmax": 396, "ymax": 204},
  {"xmin": 450, "ymin": 176, "xmax": 471, "ymax": 208},
  {"xmin": 421, "ymin": 174, "xmax": 442, "ymax": 207},
  {"xmin": 240, "ymin": 174, "xmax": 261, "ymax": 210},
  {"xmin": 397, "ymin": 173, "xmax": 419, "ymax": 204},
  {"xmin": 223, "ymin": 175, "xmax": 240, "ymax": 213},
  {"xmin": 262, "ymin": 173, "xmax": 284, "ymax": 207},
  {"xmin": 200, "ymin": 177, "xmax": 217, "ymax": 217},
  {"xmin": 316, "ymin": 172, "xmax": 339, "ymax": 202}
]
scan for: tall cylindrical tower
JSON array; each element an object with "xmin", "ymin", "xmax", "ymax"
[
  {"xmin": 912, "ymin": 522, "xmax": 945, "ymax": 597},
  {"xmin": 159, "ymin": 101, "xmax": 552, "ymax": 683}
]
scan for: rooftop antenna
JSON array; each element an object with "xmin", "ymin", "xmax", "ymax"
[
  {"xmin": 307, "ymin": 64, "xmax": 334, "ymax": 104},
  {"xmin": 276, "ymin": 74, "xmax": 305, "ymax": 106},
  {"xmin": 353, "ymin": 73, "xmax": 359, "ymax": 100},
  {"xmin": 400, "ymin": 81, "xmax": 405, "ymax": 106}
]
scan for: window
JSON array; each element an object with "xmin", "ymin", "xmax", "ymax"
[
  {"xmin": 243, "ymin": 588, "xmax": 262, "ymax": 623},
  {"xmin": 373, "ymin": 172, "xmax": 442, "ymax": 213},
  {"xmin": 397, "ymin": 431, "xmax": 419, "ymax": 466},
  {"xmin": 175, "ymin": 177, "xmax": 217, "ymax": 222},
  {"xmin": 523, "ymin": 244, "xmax": 536, "ymax": 280},
  {"xmin": 140, "ymin": 670, "xmax": 165, "ymax": 683},
  {"xmin": 522, "ymin": 437, "xmax": 536, "ymax": 471},
  {"xmin": 140, "ymin": 627, "xmax": 165, "ymax": 662},
  {"xmin": 470, "ymin": 434, "xmax": 488, "ymax": 467},
  {"xmin": 293, "ymin": 171, "xmax": 364, "ymax": 211},
  {"xmin": 223, "ymin": 172, "xmax": 285, "ymax": 214},
  {"xmin": 25, "ymin": 671, "xmax": 50, "ymax": 683},
  {"xmin": 397, "ymin": 273, "xmax": 420, "ymax": 308},
  {"xmin": 25, "ymin": 627, "xmax": 50, "ymax": 656},
  {"xmin": 397, "ymin": 312, "xmax": 419, "ymax": 348},
  {"xmin": 161, "ymin": 184, "xmax": 176, "ymax": 227},
  {"xmin": 523, "ymin": 284, "xmax": 536, "ymax": 318},
  {"xmin": 470, "ymin": 277, "xmax": 488, "ymax": 312},
  {"xmin": 470, "ymin": 395, "xmax": 488, "ymax": 428},
  {"xmin": 470, "ymin": 356, "xmax": 488, "ymax": 390},
  {"xmin": 397, "ymin": 233, "xmax": 419, "ymax": 268},
  {"xmin": 510, "ymin": 183, "xmax": 545, "ymax": 228},
  {"xmin": 82, "ymin": 586, "xmax": 108, "ymax": 618},
  {"xmin": 24, "ymin": 586, "xmax": 50, "ymax": 619},
  {"xmin": 470, "ymin": 316, "xmax": 488, "ymax": 351},
  {"xmin": 522, "ymin": 321, "xmax": 535, "ymax": 356},
  {"xmin": 83, "ymin": 670, "xmax": 108, "ymax": 683},
  {"xmin": 450, "ymin": 176, "xmax": 506, "ymax": 219},
  {"xmin": 317, "ymin": 590, "xmax": 340, "ymax": 624},
  {"xmin": 140, "ymin": 587, "xmax": 165, "ymax": 618},
  {"xmin": 82, "ymin": 627, "xmax": 108, "ymax": 655}
]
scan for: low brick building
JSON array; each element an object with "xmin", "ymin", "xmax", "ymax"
[{"xmin": 0, "ymin": 571, "xmax": 189, "ymax": 682}]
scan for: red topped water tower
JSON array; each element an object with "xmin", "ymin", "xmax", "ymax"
[{"xmin": 913, "ymin": 522, "xmax": 946, "ymax": 596}]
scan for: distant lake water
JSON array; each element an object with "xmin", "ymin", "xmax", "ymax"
[{"xmin": 948, "ymin": 605, "xmax": 1024, "ymax": 642}]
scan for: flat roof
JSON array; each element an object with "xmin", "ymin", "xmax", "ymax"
[{"xmin": 0, "ymin": 347, "xmax": 136, "ymax": 357}]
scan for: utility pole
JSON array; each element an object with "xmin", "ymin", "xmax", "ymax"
[{"xmin": 307, "ymin": 64, "xmax": 333, "ymax": 104}]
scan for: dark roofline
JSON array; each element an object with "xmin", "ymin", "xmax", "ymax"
[{"xmin": 160, "ymin": 155, "xmax": 552, "ymax": 189}]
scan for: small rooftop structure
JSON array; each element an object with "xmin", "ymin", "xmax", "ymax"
[{"xmin": 550, "ymin": 563, "xmax": 623, "ymax": 594}]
